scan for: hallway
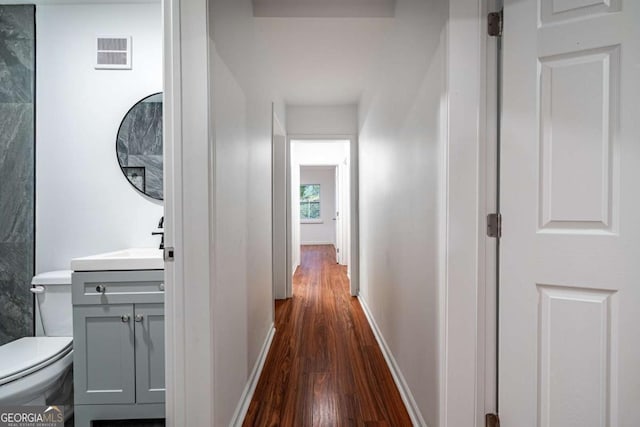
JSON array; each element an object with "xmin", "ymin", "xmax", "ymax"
[{"xmin": 244, "ymin": 245, "xmax": 411, "ymax": 426}]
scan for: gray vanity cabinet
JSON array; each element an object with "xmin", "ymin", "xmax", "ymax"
[
  {"xmin": 73, "ymin": 304, "xmax": 136, "ymax": 404},
  {"xmin": 134, "ymin": 303, "xmax": 165, "ymax": 403},
  {"xmin": 72, "ymin": 270, "xmax": 165, "ymax": 426}
]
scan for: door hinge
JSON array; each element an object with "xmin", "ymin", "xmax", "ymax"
[
  {"xmin": 163, "ymin": 246, "xmax": 175, "ymax": 262},
  {"xmin": 488, "ymin": 10, "xmax": 503, "ymax": 37},
  {"xmin": 487, "ymin": 213, "xmax": 502, "ymax": 238},
  {"xmin": 486, "ymin": 413, "xmax": 500, "ymax": 427}
]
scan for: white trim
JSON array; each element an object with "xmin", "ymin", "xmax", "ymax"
[
  {"xmin": 438, "ymin": 23, "xmax": 451, "ymax": 427},
  {"xmin": 301, "ymin": 241, "xmax": 335, "ymax": 246},
  {"xmin": 288, "ymin": 133, "xmax": 353, "ymax": 140},
  {"xmin": 164, "ymin": 0, "xmax": 215, "ymax": 425},
  {"xmin": 229, "ymin": 324, "xmax": 276, "ymax": 427},
  {"xmin": 287, "ymin": 134, "xmax": 360, "ymax": 297},
  {"xmin": 272, "ymin": 107, "xmax": 288, "ymax": 302},
  {"xmin": 163, "ymin": 0, "xmax": 184, "ymax": 424},
  {"xmin": 358, "ymin": 296, "xmax": 426, "ymax": 427},
  {"xmin": 481, "ymin": 0, "xmax": 499, "ymax": 419},
  {"xmin": 441, "ymin": 0, "xmax": 487, "ymax": 425}
]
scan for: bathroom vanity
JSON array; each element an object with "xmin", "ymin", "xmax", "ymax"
[{"xmin": 71, "ymin": 249, "xmax": 165, "ymax": 426}]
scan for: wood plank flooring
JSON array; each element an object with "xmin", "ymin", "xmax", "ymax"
[{"xmin": 243, "ymin": 245, "xmax": 412, "ymax": 426}]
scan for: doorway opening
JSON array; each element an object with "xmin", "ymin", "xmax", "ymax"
[
  {"xmin": 285, "ymin": 139, "xmax": 358, "ymax": 298},
  {"xmin": 298, "ymin": 166, "xmax": 342, "ymax": 261}
]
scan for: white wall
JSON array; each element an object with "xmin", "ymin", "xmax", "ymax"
[
  {"xmin": 167, "ymin": 0, "xmax": 486, "ymax": 424},
  {"xmin": 286, "ymin": 104, "xmax": 358, "ymax": 135},
  {"xmin": 169, "ymin": 0, "xmax": 486, "ymax": 424},
  {"xmin": 211, "ymin": 44, "xmax": 250, "ymax": 424},
  {"xmin": 300, "ymin": 166, "xmax": 336, "ymax": 245},
  {"xmin": 210, "ymin": 0, "xmax": 286, "ymax": 424},
  {"xmin": 35, "ymin": 3, "xmax": 163, "ymax": 273},
  {"xmin": 357, "ymin": 0, "xmax": 448, "ymax": 424}
]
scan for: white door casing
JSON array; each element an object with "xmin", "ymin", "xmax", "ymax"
[
  {"xmin": 335, "ymin": 164, "xmax": 351, "ymax": 266},
  {"xmin": 335, "ymin": 165, "xmax": 342, "ymax": 263},
  {"xmin": 340, "ymin": 158, "xmax": 351, "ymax": 273},
  {"xmin": 163, "ymin": 0, "xmax": 215, "ymax": 424},
  {"xmin": 500, "ymin": 1, "xmax": 640, "ymax": 426},
  {"xmin": 288, "ymin": 138, "xmax": 358, "ymax": 296},
  {"xmin": 291, "ymin": 160, "xmax": 301, "ymax": 275},
  {"xmin": 272, "ymin": 109, "xmax": 287, "ymax": 300}
]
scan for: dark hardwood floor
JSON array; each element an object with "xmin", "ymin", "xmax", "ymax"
[{"xmin": 243, "ymin": 245, "xmax": 412, "ymax": 426}]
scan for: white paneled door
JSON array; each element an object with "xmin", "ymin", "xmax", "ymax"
[{"xmin": 500, "ymin": 0, "xmax": 639, "ymax": 426}]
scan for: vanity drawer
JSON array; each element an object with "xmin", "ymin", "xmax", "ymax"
[{"xmin": 73, "ymin": 270, "xmax": 164, "ymax": 305}]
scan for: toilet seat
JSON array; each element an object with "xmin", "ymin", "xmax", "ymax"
[{"xmin": 0, "ymin": 337, "xmax": 73, "ymax": 386}]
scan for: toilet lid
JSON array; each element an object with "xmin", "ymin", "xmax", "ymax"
[{"xmin": 0, "ymin": 337, "xmax": 72, "ymax": 386}]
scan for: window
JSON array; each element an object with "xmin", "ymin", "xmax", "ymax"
[{"xmin": 300, "ymin": 184, "xmax": 321, "ymax": 221}]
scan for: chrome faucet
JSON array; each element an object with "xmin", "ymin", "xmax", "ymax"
[{"xmin": 152, "ymin": 216, "xmax": 164, "ymax": 250}]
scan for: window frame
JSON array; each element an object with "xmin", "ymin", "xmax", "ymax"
[{"xmin": 300, "ymin": 183, "xmax": 323, "ymax": 223}]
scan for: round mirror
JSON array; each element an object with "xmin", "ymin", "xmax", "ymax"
[{"xmin": 116, "ymin": 92, "xmax": 163, "ymax": 200}]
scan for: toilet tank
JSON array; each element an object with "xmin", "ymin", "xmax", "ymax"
[{"xmin": 31, "ymin": 270, "xmax": 73, "ymax": 337}]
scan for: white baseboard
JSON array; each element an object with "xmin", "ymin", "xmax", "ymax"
[
  {"xmin": 301, "ymin": 242, "xmax": 335, "ymax": 246},
  {"xmin": 230, "ymin": 323, "xmax": 276, "ymax": 427},
  {"xmin": 358, "ymin": 296, "xmax": 426, "ymax": 427}
]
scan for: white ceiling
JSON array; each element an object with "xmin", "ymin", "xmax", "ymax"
[
  {"xmin": 253, "ymin": 0, "xmax": 395, "ymax": 18},
  {"xmin": 6, "ymin": 0, "xmax": 392, "ymax": 106},
  {"xmin": 255, "ymin": 17, "xmax": 393, "ymax": 105}
]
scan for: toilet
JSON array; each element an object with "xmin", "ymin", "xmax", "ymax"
[{"xmin": 0, "ymin": 270, "xmax": 73, "ymax": 410}]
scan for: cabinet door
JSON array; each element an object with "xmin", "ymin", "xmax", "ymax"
[
  {"xmin": 73, "ymin": 304, "xmax": 135, "ymax": 404},
  {"xmin": 134, "ymin": 303, "xmax": 165, "ymax": 403}
]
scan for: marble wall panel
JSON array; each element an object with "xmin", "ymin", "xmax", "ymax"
[
  {"xmin": 0, "ymin": 5, "xmax": 34, "ymax": 345},
  {"xmin": 0, "ymin": 6, "xmax": 34, "ymax": 104}
]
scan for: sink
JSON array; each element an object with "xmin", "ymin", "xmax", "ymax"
[{"xmin": 70, "ymin": 248, "xmax": 164, "ymax": 271}]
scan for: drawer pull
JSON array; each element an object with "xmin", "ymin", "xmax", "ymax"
[
  {"xmin": 96, "ymin": 285, "xmax": 106, "ymax": 294},
  {"xmin": 121, "ymin": 315, "xmax": 130, "ymax": 323},
  {"xmin": 135, "ymin": 314, "xmax": 144, "ymax": 323}
]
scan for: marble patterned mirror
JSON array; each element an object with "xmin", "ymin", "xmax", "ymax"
[{"xmin": 116, "ymin": 92, "xmax": 163, "ymax": 200}]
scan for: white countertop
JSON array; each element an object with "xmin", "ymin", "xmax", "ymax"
[{"xmin": 70, "ymin": 248, "xmax": 164, "ymax": 271}]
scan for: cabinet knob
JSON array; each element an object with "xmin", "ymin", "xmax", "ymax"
[
  {"xmin": 121, "ymin": 314, "xmax": 130, "ymax": 323},
  {"xmin": 159, "ymin": 283, "xmax": 165, "ymax": 291},
  {"xmin": 96, "ymin": 284, "xmax": 106, "ymax": 294},
  {"xmin": 135, "ymin": 314, "xmax": 144, "ymax": 323}
]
